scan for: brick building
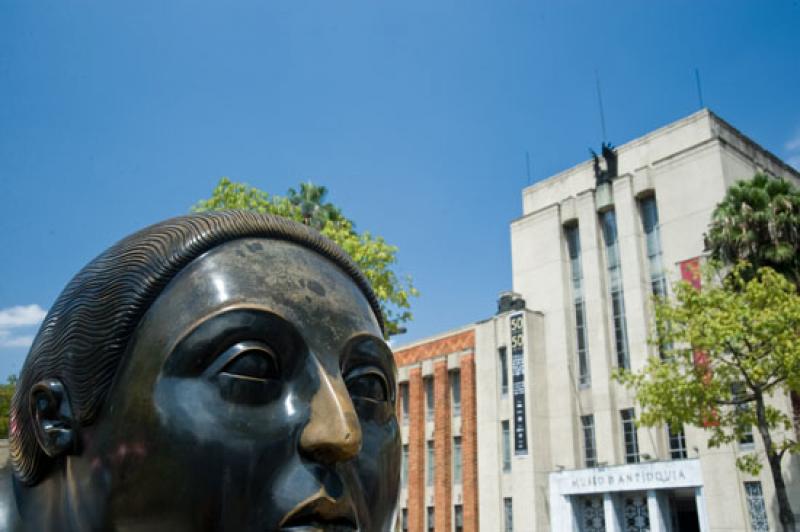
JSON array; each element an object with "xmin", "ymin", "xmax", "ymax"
[{"xmin": 394, "ymin": 110, "xmax": 800, "ymax": 531}]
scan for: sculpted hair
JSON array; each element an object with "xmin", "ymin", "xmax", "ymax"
[{"xmin": 10, "ymin": 211, "xmax": 384, "ymax": 484}]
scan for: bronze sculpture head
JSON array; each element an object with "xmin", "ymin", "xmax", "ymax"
[{"xmin": 1, "ymin": 212, "xmax": 400, "ymax": 531}]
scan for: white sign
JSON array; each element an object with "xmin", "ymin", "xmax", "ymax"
[{"xmin": 551, "ymin": 459, "xmax": 703, "ymax": 495}]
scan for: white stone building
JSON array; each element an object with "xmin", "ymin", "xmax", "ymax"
[{"xmin": 396, "ymin": 109, "xmax": 800, "ymax": 531}]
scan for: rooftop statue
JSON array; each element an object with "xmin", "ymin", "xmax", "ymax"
[{"xmin": 0, "ymin": 212, "xmax": 400, "ymax": 532}]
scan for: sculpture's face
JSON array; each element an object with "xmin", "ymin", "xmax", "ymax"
[{"xmin": 76, "ymin": 238, "xmax": 400, "ymax": 532}]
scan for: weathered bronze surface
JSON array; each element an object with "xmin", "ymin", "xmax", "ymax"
[{"xmin": 0, "ymin": 212, "xmax": 400, "ymax": 531}]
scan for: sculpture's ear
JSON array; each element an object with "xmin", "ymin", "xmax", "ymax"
[{"xmin": 29, "ymin": 379, "xmax": 79, "ymax": 458}]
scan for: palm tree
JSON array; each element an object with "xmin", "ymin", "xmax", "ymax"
[
  {"xmin": 706, "ymin": 173, "xmax": 800, "ymax": 287},
  {"xmin": 287, "ymin": 182, "xmax": 343, "ymax": 230}
]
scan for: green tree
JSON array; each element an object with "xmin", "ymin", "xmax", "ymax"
[
  {"xmin": 706, "ymin": 174, "xmax": 800, "ymax": 287},
  {"xmin": 616, "ymin": 263, "xmax": 800, "ymax": 532},
  {"xmin": 193, "ymin": 177, "xmax": 418, "ymax": 337},
  {"xmin": 0, "ymin": 375, "xmax": 17, "ymax": 439}
]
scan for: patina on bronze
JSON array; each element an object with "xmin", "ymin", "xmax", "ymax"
[{"xmin": 0, "ymin": 212, "xmax": 400, "ymax": 532}]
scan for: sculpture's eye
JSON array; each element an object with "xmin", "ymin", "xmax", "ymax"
[
  {"xmin": 216, "ymin": 341, "xmax": 281, "ymax": 404},
  {"xmin": 221, "ymin": 345, "xmax": 279, "ymax": 381},
  {"xmin": 345, "ymin": 366, "xmax": 389, "ymax": 402}
]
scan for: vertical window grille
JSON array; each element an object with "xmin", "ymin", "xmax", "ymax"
[
  {"xmin": 581, "ymin": 415, "xmax": 597, "ymax": 467},
  {"xmin": 502, "ymin": 420, "xmax": 511, "ymax": 472},
  {"xmin": 601, "ymin": 210, "xmax": 631, "ymax": 369},
  {"xmin": 450, "ymin": 370, "xmax": 461, "ymax": 417},
  {"xmin": 640, "ymin": 196, "xmax": 667, "ymax": 298},
  {"xmin": 504, "ymin": 498, "xmax": 514, "ymax": 532},
  {"xmin": 426, "ymin": 441, "xmax": 435, "ymax": 486},
  {"xmin": 566, "ymin": 224, "xmax": 591, "ymax": 386},
  {"xmin": 399, "ymin": 382, "xmax": 409, "ymax": 424},
  {"xmin": 401, "ymin": 445, "xmax": 409, "ymax": 487},
  {"xmin": 744, "ymin": 482, "xmax": 769, "ymax": 532},
  {"xmin": 621, "ymin": 408, "xmax": 640, "ymax": 463},
  {"xmin": 499, "ymin": 346, "xmax": 509, "ymax": 396},
  {"xmin": 424, "ymin": 377, "xmax": 434, "ymax": 421},
  {"xmin": 667, "ymin": 423, "xmax": 687, "ymax": 459},
  {"xmin": 454, "ymin": 505, "xmax": 464, "ymax": 532},
  {"xmin": 426, "ymin": 507, "xmax": 435, "ymax": 532},
  {"xmin": 453, "ymin": 436, "xmax": 462, "ymax": 484}
]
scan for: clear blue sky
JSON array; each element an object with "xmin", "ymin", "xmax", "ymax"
[{"xmin": 1, "ymin": 1, "xmax": 799, "ymax": 379}]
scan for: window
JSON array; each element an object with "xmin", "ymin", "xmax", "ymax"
[
  {"xmin": 401, "ymin": 445, "xmax": 409, "ymax": 487},
  {"xmin": 427, "ymin": 506, "xmax": 435, "ymax": 532},
  {"xmin": 502, "ymin": 420, "xmax": 511, "ymax": 472},
  {"xmin": 667, "ymin": 423, "xmax": 687, "ymax": 459},
  {"xmin": 426, "ymin": 441, "xmax": 435, "ymax": 486},
  {"xmin": 450, "ymin": 370, "xmax": 461, "ymax": 417},
  {"xmin": 601, "ymin": 210, "xmax": 631, "ymax": 369},
  {"xmin": 744, "ymin": 482, "xmax": 769, "ymax": 531},
  {"xmin": 499, "ymin": 346, "xmax": 509, "ymax": 396},
  {"xmin": 640, "ymin": 196, "xmax": 667, "ymax": 298},
  {"xmin": 581, "ymin": 415, "xmax": 597, "ymax": 467},
  {"xmin": 732, "ymin": 382, "xmax": 754, "ymax": 446},
  {"xmin": 401, "ymin": 509, "xmax": 408, "ymax": 532},
  {"xmin": 424, "ymin": 376, "xmax": 434, "ymax": 421},
  {"xmin": 504, "ymin": 498, "xmax": 513, "ymax": 532},
  {"xmin": 621, "ymin": 408, "xmax": 639, "ymax": 463},
  {"xmin": 454, "ymin": 505, "xmax": 464, "ymax": 532},
  {"xmin": 399, "ymin": 382, "xmax": 409, "ymax": 424},
  {"xmin": 566, "ymin": 224, "xmax": 591, "ymax": 387},
  {"xmin": 453, "ymin": 436, "xmax": 462, "ymax": 484}
]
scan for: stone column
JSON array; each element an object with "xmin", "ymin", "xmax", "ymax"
[
  {"xmin": 433, "ymin": 361, "xmax": 452, "ymax": 531},
  {"xmin": 604, "ymin": 492, "xmax": 622, "ymax": 532},
  {"xmin": 647, "ymin": 489, "xmax": 667, "ymax": 532},
  {"xmin": 461, "ymin": 354, "xmax": 479, "ymax": 532},
  {"xmin": 408, "ymin": 368, "xmax": 425, "ymax": 532},
  {"xmin": 695, "ymin": 487, "xmax": 710, "ymax": 532}
]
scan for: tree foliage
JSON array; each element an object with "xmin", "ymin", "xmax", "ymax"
[
  {"xmin": 706, "ymin": 174, "xmax": 800, "ymax": 286},
  {"xmin": 192, "ymin": 178, "xmax": 418, "ymax": 337},
  {"xmin": 0, "ymin": 375, "xmax": 17, "ymax": 439},
  {"xmin": 616, "ymin": 263, "xmax": 800, "ymax": 530}
]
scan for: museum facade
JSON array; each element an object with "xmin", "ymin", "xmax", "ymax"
[{"xmin": 393, "ymin": 109, "xmax": 800, "ymax": 531}]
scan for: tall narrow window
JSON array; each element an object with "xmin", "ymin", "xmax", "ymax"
[
  {"xmin": 732, "ymin": 382, "xmax": 754, "ymax": 446},
  {"xmin": 744, "ymin": 482, "xmax": 769, "ymax": 532},
  {"xmin": 601, "ymin": 210, "xmax": 631, "ymax": 369},
  {"xmin": 499, "ymin": 346, "xmax": 509, "ymax": 396},
  {"xmin": 424, "ymin": 376, "xmax": 434, "ymax": 421},
  {"xmin": 426, "ymin": 441, "xmax": 435, "ymax": 486},
  {"xmin": 450, "ymin": 370, "xmax": 461, "ymax": 417},
  {"xmin": 621, "ymin": 408, "xmax": 640, "ymax": 463},
  {"xmin": 454, "ymin": 505, "xmax": 464, "ymax": 532},
  {"xmin": 401, "ymin": 445, "xmax": 409, "ymax": 486},
  {"xmin": 581, "ymin": 415, "xmax": 597, "ymax": 467},
  {"xmin": 667, "ymin": 423, "xmax": 687, "ymax": 459},
  {"xmin": 504, "ymin": 498, "xmax": 514, "ymax": 532},
  {"xmin": 453, "ymin": 436, "xmax": 462, "ymax": 484},
  {"xmin": 501, "ymin": 420, "xmax": 511, "ymax": 472},
  {"xmin": 401, "ymin": 508, "xmax": 408, "ymax": 532},
  {"xmin": 566, "ymin": 224, "xmax": 591, "ymax": 386},
  {"xmin": 426, "ymin": 507, "xmax": 435, "ymax": 532},
  {"xmin": 399, "ymin": 382, "xmax": 409, "ymax": 424},
  {"xmin": 640, "ymin": 196, "xmax": 667, "ymax": 298}
]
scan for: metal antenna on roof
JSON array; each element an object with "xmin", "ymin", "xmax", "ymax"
[
  {"xmin": 525, "ymin": 151, "xmax": 532, "ymax": 185},
  {"xmin": 594, "ymin": 69, "xmax": 607, "ymax": 143},
  {"xmin": 694, "ymin": 68, "xmax": 705, "ymax": 109}
]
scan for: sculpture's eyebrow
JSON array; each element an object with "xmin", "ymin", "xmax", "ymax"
[
  {"xmin": 164, "ymin": 307, "xmax": 299, "ymax": 376},
  {"xmin": 342, "ymin": 334, "xmax": 397, "ymax": 386}
]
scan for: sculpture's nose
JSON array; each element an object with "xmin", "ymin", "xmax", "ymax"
[{"xmin": 299, "ymin": 359, "xmax": 362, "ymax": 464}]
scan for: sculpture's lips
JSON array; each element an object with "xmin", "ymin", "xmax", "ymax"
[{"xmin": 279, "ymin": 495, "xmax": 358, "ymax": 532}]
